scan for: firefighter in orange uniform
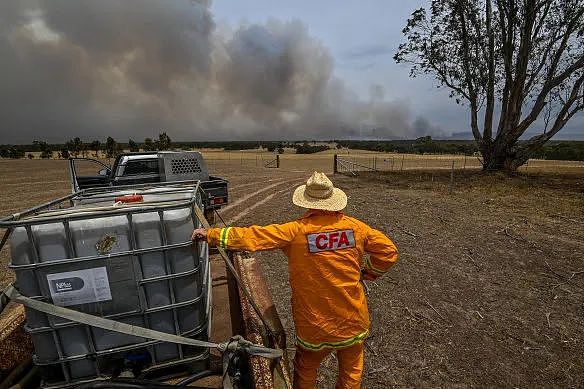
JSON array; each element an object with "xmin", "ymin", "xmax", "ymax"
[{"xmin": 192, "ymin": 172, "xmax": 398, "ymax": 388}]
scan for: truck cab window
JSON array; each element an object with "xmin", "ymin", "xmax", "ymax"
[{"xmin": 123, "ymin": 160, "xmax": 159, "ymax": 176}]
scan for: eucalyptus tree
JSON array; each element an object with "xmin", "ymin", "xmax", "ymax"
[{"xmin": 395, "ymin": 0, "xmax": 584, "ymax": 171}]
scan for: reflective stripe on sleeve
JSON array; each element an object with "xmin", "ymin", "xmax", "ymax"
[
  {"xmin": 220, "ymin": 227, "xmax": 232, "ymax": 249},
  {"xmin": 295, "ymin": 329, "xmax": 369, "ymax": 351},
  {"xmin": 219, "ymin": 228, "xmax": 227, "ymax": 248},
  {"xmin": 364, "ymin": 256, "xmax": 386, "ymax": 276}
]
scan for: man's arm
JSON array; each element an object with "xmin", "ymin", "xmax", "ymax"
[
  {"xmin": 362, "ymin": 227, "xmax": 398, "ymax": 280},
  {"xmin": 193, "ymin": 222, "xmax": 300, "ymax": 252}
]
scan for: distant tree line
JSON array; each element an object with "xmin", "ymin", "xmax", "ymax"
[
  {"xmin": 531, "ymin": 142, "xmax": 584, "ymax": 161},
  {"xmin": 3, "ymin": 136, "xmax": 583, "ymax": 161},
  {"xmin": 336, "ymin": 137, "xmax": 479, "ymax": 156},
  {"xmin": 0, "ymin": 132, "xmax": 173, "ymax": 159},
  {"xmin": 336, "ymin": 138, "xmax": 584, "ymax": 161},
  {"xmin": 295, "ymin": 143, "xmax": 330, "ymax": 154}
]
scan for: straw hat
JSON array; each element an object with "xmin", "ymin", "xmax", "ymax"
[{"xmin": 292, "ymin": 172, "xmax": 347, "ymax": 211}]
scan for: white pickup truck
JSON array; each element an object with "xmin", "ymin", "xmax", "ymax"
[{"xmin": 68, "ymin": 151, "xmax": 228, "ymax": 221}]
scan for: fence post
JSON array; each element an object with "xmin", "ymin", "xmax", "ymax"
[
  {"xmin": 400, "ymin": 155, "xmax": 405, "ymax": 171},
  {"xmin": 449, "ymin": 160, "xmax": 455, "ymax": 194},
  {"xmin": 463, "ymin": 155, "xmax": 467, "ymax": 170},
  {"xmin": 333, "ymin": 154, "xmax": 338, "ymax": 174},
  {"xmin": 373, "ymin": 156, "xmax": 377, "ymax": 170},
  {"xmin": 276, "ymin": 154, "xmax": 280, "ymax": 168}
]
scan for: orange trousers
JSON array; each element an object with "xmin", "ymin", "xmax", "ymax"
[{"xmin": 293, "ymin": 342, "xmax": 364, "ymax": 389}]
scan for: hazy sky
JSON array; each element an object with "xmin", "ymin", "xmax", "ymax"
[{"xmin": 0, "ymin": 0, "xmax": 582, "ymax": 143}]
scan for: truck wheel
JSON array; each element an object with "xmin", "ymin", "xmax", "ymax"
[{"xmin": 204, "ymin": 209, "xmax": 216, "ymax": 225}]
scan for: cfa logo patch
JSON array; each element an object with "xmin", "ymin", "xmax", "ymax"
[{"xmin": 307, "ymin": 229, "xmax": 356, "ymax": 253}]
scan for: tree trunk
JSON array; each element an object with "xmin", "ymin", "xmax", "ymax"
[{"xmin": 481, "ymin": 133, "xmax": 527, "ymax": 173}]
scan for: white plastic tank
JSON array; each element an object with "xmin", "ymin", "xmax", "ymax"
[{"xmin": 7, "ymin": 184, "xmax": 210, "ymax": 387}]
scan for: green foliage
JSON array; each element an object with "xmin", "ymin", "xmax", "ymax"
[
  {"xmin": 394, "ymin": 1, "xmax": 584, "ymax": 170},
  {"xmin": 157, "ymin": 132, "xmax": 172, "ymax": 150},
  {"xmin": 532, "ymin": 142, "xmax": 584, "ymax": 161},
  {"xmin": 104, "ymin": 137, "xmax": 120, "ymax": 158},
  {"xmin": 0, "ymin": 145, "xmax": 25, "ymax": 158},
  {"xmin": 10, "ymin": 148, "xmax": 25, "ymax": 158},
  {"xmin": 64, "ymin": 137, "xmax": 83, "ymax": 157},
  {"xmin": 143, "ymin": 138, "xmax": 155, "ymax": 151},
  {"xmin": 128, "ymin": 139, "xmax": 139, "ymax": 152},
  {"xmin": 335, "ymin": 139, "xmax": 584, "ymax": 161},
  {"xmin": 222, "ymin": 142, "xmax": 260, "ymax": 150},
  {"xmin": 295, "ymin": 143, "xmax": 330, "ymax": 154},
  {"xmin": 336, "ymin": 140, "xmax": 478, "ymax": 155},
  {"xmin": 89, "ymin": 140, "xmax": 101, "ymax": 157},
  {"xmin": 33, "ymin": 140, "xmax": 53, "ymax": 159}
]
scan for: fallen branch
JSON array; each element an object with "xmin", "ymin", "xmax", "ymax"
[
  {"xmin": 369, "ymin": 365, "xmax": 389, "ymax": 375},
  {"xmin": 544, "ymin": 261, "xmax": 565, "ymax": 279},
  {"xmin": 402, "ymin": 229, "xmax": 418, "ymax": 238},
  {"xmin": 463, "ymin": 253, "xmax": 480, "ymax": 270},
  {"xmin": 552, "ymin": 214, "xmax": 582, "ymax": 224},
  {"xmin": 551, "ymin": 270, "xmax": 584, "ymax": 290},
  {"xmin": 425, "ymin": 300, "xmax": 448, "ymax": 322},
  {"xmin": 504, "ymin": 332, "xmax": 539, "ymax": 348},
  {"xmin": 496, "ymin": 226, "xmax": 527, "ymax": 242},
  {"xmin": 364, "ymin": 340, "xmax": 378, "ymax": 356},
  {"xmin": 405, "ymin": 307, "xmax": 441, "ymax": 327},
  {"xmin": 544, "ymin": 262, "xmax": 584, "ymax": 290}
]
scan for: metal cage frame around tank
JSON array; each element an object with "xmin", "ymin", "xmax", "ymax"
[{"xmin": 0, "ymin": 181, "xmax": 213, "ymax": 388}]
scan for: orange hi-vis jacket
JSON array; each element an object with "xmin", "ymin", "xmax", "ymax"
[{"xmin": 206, "ymin": 210, "xmax": 398, "ymax": 350}]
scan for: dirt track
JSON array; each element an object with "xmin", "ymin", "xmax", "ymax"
[{"xmin": 1, "ymin": 158, "xmax": 584, "ymax": 387}]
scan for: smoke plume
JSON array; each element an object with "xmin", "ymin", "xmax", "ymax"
[{"xmin": 0, "ymin": 0, "xmax": 443, "ymax": 143}]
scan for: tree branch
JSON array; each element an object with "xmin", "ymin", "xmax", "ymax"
[
  {"xmin": 495, "ymin": 0, "xmax": 515, "ymax": 136},
  {"xmin": 521, "ymin": 72, "xmax": 584, "ymax": 148},
  {"xmin": 456, "ymin": 0, "xmax": 482, "ymax": 142},
  {"xmin": 517, "ymin": 56, "xmax": 584, "ymax": 134},
  {"xmin": 483, "ymin": 0, "xmax": 495, "ymax": 142}
]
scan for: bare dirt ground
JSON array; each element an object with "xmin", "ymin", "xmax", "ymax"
[{"xmin": 1, "ymin": 156, "xmax": 584, "ymax": 387}]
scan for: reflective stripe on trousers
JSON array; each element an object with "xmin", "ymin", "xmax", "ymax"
[{"xmin": 293, "ymin": 341, "xmax": 364, "ymax": 389}]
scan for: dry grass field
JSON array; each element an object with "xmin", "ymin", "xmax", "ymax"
[
  {"xmin": 1, "ymin": 154, "xmax": 584, "ymax": 387},
  {"xmin": 203, "ymin": 149, "xmax": 584, "ymax": 175}
]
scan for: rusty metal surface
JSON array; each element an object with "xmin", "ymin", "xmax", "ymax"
[
  {"xmin": 0, "ymin": 303, "xmax": 33, "ymax": 372},
  {"xmin": 233, "ymin": 253, "xmax": 292, "ymax": 389}
]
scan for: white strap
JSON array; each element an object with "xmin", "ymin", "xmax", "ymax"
[{"xmin": 5, "ymin": 285, "xmax": 282, "ymax": 359}]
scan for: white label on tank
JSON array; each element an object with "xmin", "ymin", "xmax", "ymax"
[{"xmin": 46, "ymin": 267, "xmax": 112, "ymax": 306}]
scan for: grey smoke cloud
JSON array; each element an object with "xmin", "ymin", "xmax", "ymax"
[{"xmin": 0, "ymin": 0, "xmax": 443, "ymax": 143}]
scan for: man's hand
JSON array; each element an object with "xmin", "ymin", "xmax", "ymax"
[{"xmin": 192, "ymin": 228, "xmax": 207, "ymax": 241}]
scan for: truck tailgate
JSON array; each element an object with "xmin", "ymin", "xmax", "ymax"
[{"xmin": 200, "ymin": 176, "xmax": 228, "ymax": 208}]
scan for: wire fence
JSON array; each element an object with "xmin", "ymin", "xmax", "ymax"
[
  {"xmin": 333, "ymin": 153, "xmax": 584, "ymax": 175},
  {"xmin": 202, "ymin": 151, "xmax": 281, "ymax": 171},
  {"xmin": 6, "ymin": 150, "xmax": 582, "ymax": 177},
  {"xmin": 334, "ymin": 153, "xmax": 483, "ymax": 175}
]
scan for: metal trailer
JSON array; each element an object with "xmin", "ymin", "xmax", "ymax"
[{"xmin": 0, "ymin": 181, "xmax": 291, "ymax": 389}]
